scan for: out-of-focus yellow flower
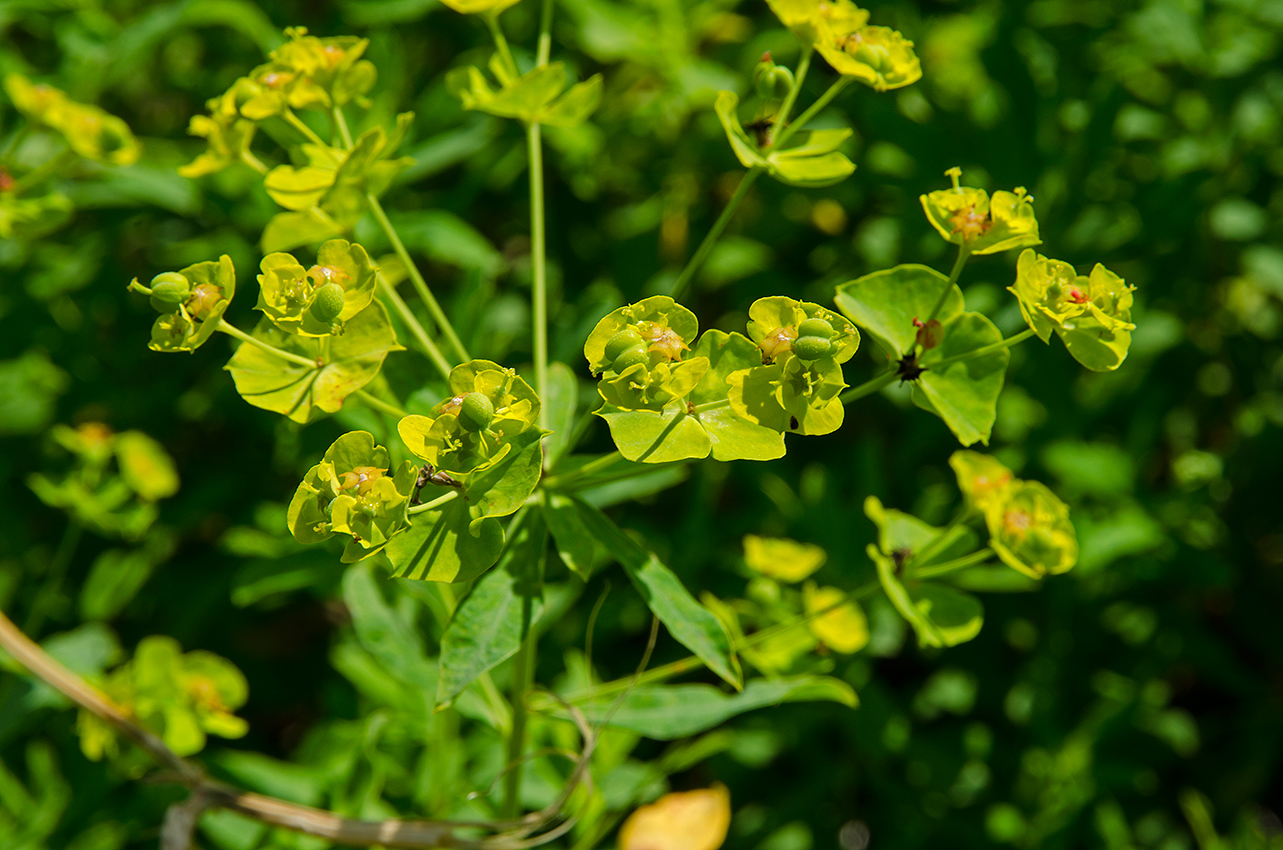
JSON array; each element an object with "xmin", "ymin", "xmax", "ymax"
[
  {"xmin": 949, "ymin": 450, "xmax": 1015, "ymax": 513},
  {"xmin": 439, "ymin": 0, "xmax": 522, "ymax": 14},
  {"xmin": 743, "ymin": 534, "xmax": 827, "ymax": 582},
  {"xmin": 804, "ymin": 584, "xmax": 869, "ymax": 653},
  {"xmin": 619, "ymin": 785, "xmax": 731, "ymax": 850},
  {"xmin": 984, "ymin": 481, "xmax": 1077, "ymax": 578},
  {"xmin": 816, "ymin": 24, "xmax": 922, "ymax": 91},
  {"xmin": 3, "ymin": 74, "xmax": 140, "ymax": 165},
  {"xmin": 920, "ymin": 167, "xmax": 1040, "ymax": 255}
]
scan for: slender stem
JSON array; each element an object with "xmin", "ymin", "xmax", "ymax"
[
  {"xmin": 375, "ymin": 275, "xmax": 453, "ymax": 380},
  {"xmin": 926, "ymin": 246, "xmax": 971, "ymax": 325},
  {"xmin": 282, "ymin": 109, "xmax": 332, "ymax": 152},
  {"xmin": 355, "ymin": 389, "xmax": 406, "ymax": 419},
  {"xmin": 366, "ymin": 194, "xmax": 470, "ymax": 363},
  {"xmin": 331, "ymin": 106, "xmax": 354, "ymax": 149},
  {"xmin": 408, "ymin": 490, "xmax": 459, "ymax": 515},
  {"xmin": 2, "ymin": 121, "xmax": 32, "ymax": 162},
  {"xmin": 930, "ymin": 328, "xmax": 1036, "ymax": 370},
  {"xmin": 485, "ymin": 12, "xmax": 519, "ymax": 77},
  {"xmin": 216, "ymin": 320, "xmax": 318, "ymax": 369},
  {"xmin": 12, "ymin": 148, "xmax": 76, "ymax": 195},
  {"xmin": 840, "ymin": 369, "xmax": 897, "ymax": 404},
  {"xmin": 240, "ymin": 150, "xmax": 269, "ymax": 175},
  {"xmin": 571, "ymin": 581, "xmax": 883, "ymax": 702},
  {"xmin": 906, "ymin": 548, "xmax": 994, "ymax": 580},
  {"xmin": 527, "ymin": 121, "xmax": 548, "ymax": 432},
  {"xmin": 670, "ymin": 167, "xmax": 763, "ymax": 300},
  {"xmin": 770, "ymin": 46, "xmax": 812, "ymax": 140},
  {"xmin": 543, "ymin": 451, "xmax": 622, "ymax": 489},
  {"xmin": 535, "ymin": 0, "xmax": 554, "ymax": 66},
  {"xmin": 23, "ymin": 522, "xmax": 83, "ymax": 635},
  {"xmin": 773, "ymin": 77, "xmax": 853, "ymax": 150},
  {"xmin": 502, "ymin": 595, "xmax": 537, "ymax": 817},
  {"xmin": 905, "ymin": 505, "xmax": 971, "ymax": 569}
]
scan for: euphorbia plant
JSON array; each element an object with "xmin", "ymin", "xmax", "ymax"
[{"xmin": 1, "ymin": 0, "xmax": 1144, "ymax": 847}]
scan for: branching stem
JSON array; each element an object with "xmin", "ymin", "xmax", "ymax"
[{"xmin": 216, "ymin": 320, "xmax": 318, "ymax": 369}]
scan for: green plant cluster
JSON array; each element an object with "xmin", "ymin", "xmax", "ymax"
[{"xmin": 0, "ymin": 1, "xmax": 1280, "ymax": 849}]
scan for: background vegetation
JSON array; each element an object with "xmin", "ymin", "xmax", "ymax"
[{"xmin": 1, "ymin": 0, "xmax": 1281, "ymax": 847}]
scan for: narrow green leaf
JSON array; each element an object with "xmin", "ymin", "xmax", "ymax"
[
  {"xmin": 543, "ymin": 492, "xmax": 600, "ymax": 579},
  {"xmin": 543, "ymin": 362, "xmax": 580, "ymax": 466},
  {"xmin": 579, "ymin": 676, "xmax": 856, "ymax": 739},
  {"xmin": 436, "ymin": 515, "xmax": 545, "ymax": 709},
  {"xmin": 572, "ymin": 497, "xmax": 741, "ymax": 688}
]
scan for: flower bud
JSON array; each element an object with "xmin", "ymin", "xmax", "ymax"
[
  {"xmin": 309, "ymin": 282, "xmax": 346, "ymax": 324},
  {"xmin": 458, "ymin": 391, "xmax": 495, "ymax": 432},
  {"xmin": 792, "ymin": 335, "xmax": 834, "ymax": 361},
  {"xmin": 611, "ymin": 343, "xmax": 651, "ymax": 373},
  {"xmin": 148, "ymin": 273, "xmax": 191, "ymax": 313},
  {"xmin": 797, "ymin": 317, "xmax": 835, "ymax": 340},
  {"xmin": 753, "ymin": 53, "xmax": 778, "ymax": 99},
  {"xmin": 604, "ymin": 328, "xmax": 645, "ymax": 362}
]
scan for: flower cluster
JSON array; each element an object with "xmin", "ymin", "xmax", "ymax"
[
  {"xmin": 288, "ymin": 431, "xmax": 418, "ymax": 562},
  {"xmin": 584, "ymin": 296, "xmax": 709, "ymax": 412},
  {"xmin": 398, "ymin": 360, "xmax": 542, "ymax": 482},
  {"xmin": 256, "ymin": 239, "xmax": 377, "ymax": 336},
  {"xmin": 127, "ymin": 256, "xmax": 236, "ymax": 353},
  {"xmin": 3, "ymin": 74, "xmax": 140, "ymax": 165},
  {"xmin": 920, "ymin": 167, "xmax": 1041, "ymax": 255},
  {"xmin": 950, "ymin": 451, "xmax": 1078, "ymax": 578},
  {"xmin": 1008, "ymin": 248, "xmax": 1136, "ymax": 371},
  {"xmin": 727, "ymin": 296, "xmax": 860, "ymax": 436},
  {"xmin": 766, "ymin": 0, "xmax": 921, "ymax": 91}
]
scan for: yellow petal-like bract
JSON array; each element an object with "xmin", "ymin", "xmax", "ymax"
[{"xmin": 619, "ymin": 785, "xmax": 731, "ymax": 850}]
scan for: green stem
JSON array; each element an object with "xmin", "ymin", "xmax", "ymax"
[
  {"xmin": 840, "ymin": 369, "xmax": 897, "ymax": 404},
  {"xmin": 2, "ymin": 122, "xmax": 32, "ymax": 162},
  {"xmin": 331, "ymin": 106, "xmax": 354, "ymax": 149},
  {"xmin": 355, "ymin": 389, "xmax": 406, "ymax": 419},
  {"xmin": 535, "ymin": 0, "xmax": 554, "ymax": 66},
  {"xmin": 691, "ymin": 398, "xmax": 730, "ymax": 413},
  {"xmin": 501, "ymin": 594, "xmax": 537, "ymax": 817},
  {"xmin": 906, "ymin": 505, "xmax": 971, "ymax": 569},
  {"xmin": 408, "ymin": 490, "xmax": 459, "ymax": 515},
  {"xmin": 544, "ymin": 451, "xmax": 623, "ymax": 489},
  {"xmin": 375, "ymin": 275, "xmax": 453, "ymax": 380},
  {"xmin": 906, "ymin": 548, "xmax": 994, "ymax": 580},
  {"xmin": 770, "ymin": 46, "xmax": 812, "ymax": 138},
  {"xmin": 12, "ymin": 148, "xmax": 77, "ymax": 196},
  {"xmin": 216, "ymin": 320, "xmax": 318, "ymax": 369},
  {"xmin": 485, "ymin": 12, "xmax": 519, "ymax": 78},
  {"xmin": 527, "ymin": 121, "xmax": 548, "ymax": 432},
  {"xmin": 24, "ymin": 522, "xmax": 83, "ymax": 635},
  {"xmin": 571, "ymin": 581, "xmax": 882, "ymax": 702},
  {"xmin": 930, "ymin": 328, "xmax": 1035, "ymax": 370},
  {"xmin": 240, "ymin": 150, "xmax": 269, "ymax": 175},
  {"xmin": 926, "ymin": 246, "xmax": 971, "ymax": 325},
  {"xmin": 773, "ymin": 77, "xmax": 853, "ymax": 150},
  {"xmin": 282, "ymin": 109, "xmax": 332, "ymax": 153},
  {"xmin": 366, "ymin": 194, "xmax": 470, "ymax": 363},
  {"xmin": 670, "ymin": 167, "xmax": 763, "ymax": 300}
]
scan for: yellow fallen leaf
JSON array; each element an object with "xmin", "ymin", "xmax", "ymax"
[{"xmin": 619, "ymin": 785, "xmax": 731, "ymax": 850}]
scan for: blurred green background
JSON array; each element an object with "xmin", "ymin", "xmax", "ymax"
[{"xmin": 1, "ymin": 0, "xmax": 1281, "ymax": 848}]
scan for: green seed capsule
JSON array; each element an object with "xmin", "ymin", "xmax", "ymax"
[
  {"xmin": 611, "ymin": 343, "xmax": 650, "ymax": 373},
  {"xmin": 148, "ymin": 273, "xmax": 191, "ymax": 313},
  {"xmin": 458, "ymin": 392, "xmax": 495, "ymax": 432},
  {"xmin": 797, "ymin": 317, "xmax": 835, "ymax": 340},
  {"xmin": 309, "ymin": 283, "xmax": 346, "ymax": 323},
  {"xmin": 604, "ymin": 328, "xmax": 645, "ymax": 362},
  {"xmin": 792, "ymin": 335, "xmax": 834, "ymax": 361}
]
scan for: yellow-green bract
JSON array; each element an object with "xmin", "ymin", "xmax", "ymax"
[
  {"xmin": 287, "ymin": 430, "xmax": 417, "ymax": 563},
  {"xmin": 3, "ymin": 73, "xmax": 141, "ymax": 165},
  {"xmin": 134, "ymin": 256, "xmax": 236, "ymax": 353},
  {"xmin": 255, "ymin": 239, "xmax": 377, "ymax": 336},
  {"xmin": 920, "ymin": 167, "xmax": 1041, "ymax": 255}
]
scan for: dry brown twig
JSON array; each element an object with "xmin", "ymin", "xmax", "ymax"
[{"xmin": 0, "ymin": 606, "xmax": 596, "ymax": 850}]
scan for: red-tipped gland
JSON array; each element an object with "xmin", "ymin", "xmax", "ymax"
[
  {"xmin": 915, "ymin": 319, "xmax": 943, "ymax": 350},
  {"xmin": 0, "ymin": 170, "xmax": 13, "ymax": 192},
  {"xmin": 1068, "ymin": 288, "xmax": 1088, "ymax": 304},
  {"xmin": 912, "ymin": 317, "xmax": 925, "ymax": 328}
]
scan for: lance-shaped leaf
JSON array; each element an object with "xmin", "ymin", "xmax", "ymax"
[
  {"xmin": 384, "ymin": 497, "xmax": 505, "ymax": 583},
  {"xmin": 571, "ymin": 496, "xmax": 741, "ymax": 688},
  {"xmin": 576, "ymin": 675, "xmax": 855, "ymax": 739},
  {"xmin": 714, "ymin": 91, "xmax": 855, "ymax": 187},
  {"xmin": 435, "ymin": 513, "xmax": 545, "ymax": 709},
  {"xmin": 225, "ymin": 300, "xmax": 402, "ymax": 423},
  {"xmin": 543, "ymin": 492, "xmax": 602, "ymax": 580},
  {"xmin": 688, "ymin": 331, "xmax": 786, "ymax": 461}
]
